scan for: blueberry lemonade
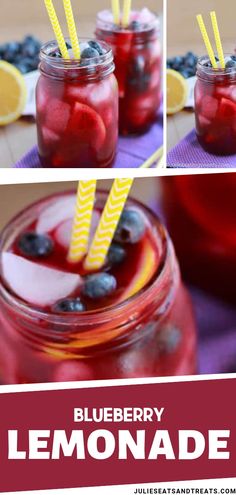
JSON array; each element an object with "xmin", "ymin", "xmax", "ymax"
[
  {"xmin": 96, "ymin": 9, "xmax": 161, "ymax": 135},
  {"xmin": 36, "ymin": 40, "xmax": 118, "ymax": 168},
  {"xmin": 0, "ymin": 191, "xmax": 196, "ymax": 384},
  {"xmin": 195, "ymin": 54, "xmax": 236, "ymax": 155}
]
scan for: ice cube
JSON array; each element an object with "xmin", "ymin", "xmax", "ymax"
[
  {"xmin": 44, "ymin": 98, "xmax": 70, "ymax": 135},
  {"xmin": 1, "ymin": 253, "xmax": 82, "ymax": 307},
  {"xmin": 36, "ymin": 195, "xmax": 76, "ymax": 234},
  {"xmin": 198, "ymin": 115, "xmax": 211, "ymax": 129},
  {"xmin": 55, "ymin": 210, "xmax": 101, "ymax": 249}
]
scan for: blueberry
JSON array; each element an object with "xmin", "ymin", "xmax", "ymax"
[
  {"xmin": 81, "ymin": 47, "xmax": 99, "ymax": 59},
  {"xmin": 167, "ymin": 58, "xmax": 174, "ymax": 68},
  {"xmin": 114, "ymin": 209, "xmax": 146, "ymax": 244},
  {"xmin": 180, "ymin": 68, "xmax": 195, "ymax": 78},
  {"xmin": 83, "ymin": 273, "xmax": 117, "ymax": 299},
  {"xmin": 18, "ymin": 232, "xmax": 54, "ymax": 258},
  {"xmin": 184, "ymin": 53, "xmax": 197, "ymax": 69},
  {"xmin": 88, "ymin": 40, "xmax": 104, "ymax": 56},
  {"xmin": 231, "ymin": 55, "xmax": 236, "ymax": 62},
  {"xmin": 108, "ymin": 243, "xmax": 126, "ymax": 265},
  {"xmin": 130, "ymin": 20, "xmax": 142, "ymax": 31},
  {"xmin": 53, "ymin": 298, "xmax": 86, "ymax": 313},
  {"xmin": 22, "ymin": 36, "xmax": 41, "ymax": 57},
  {"xmin": 4, "ymin": 41, "xmax": 21, "ymax": 62},
  {"xmin": 172, "ymin": 55, "xmax": 184, "ymax": 70}
]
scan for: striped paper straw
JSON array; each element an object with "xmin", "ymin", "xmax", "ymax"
[
  {"xmin": 84, "ymin": 178, "xmax": 134, "ymax": 271},
  {"xmin": 68, "ymin": 180, "xmax": 97, "ymax": 263},
  {"xmin": 63, "ymin": 0, "xmax": 81, "ymax": 59},
  {"xmin": 112, "ymin": 0, "xmax": 120, "ymax": 24},
  {"xmin": 44, "ymin": 0, "xmax": 69, "ymax": 59},
  {"xmin": 210, "ymin": 11, "xmax": 225, "ymax": 69},
  {"xmin": 196, "ymin": 14, "xmax": 217, "ymax": 69},
  {"xmin": 122, "ymin": 0, "xmax": 132, "ymax": 27}
]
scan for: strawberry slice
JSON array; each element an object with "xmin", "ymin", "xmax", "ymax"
[{"xmin": 68, "ymin": 102, "xmax": 106, "ymax": 151}]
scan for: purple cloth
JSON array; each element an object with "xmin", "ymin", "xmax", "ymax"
[
  {"xmin": 14, "ymin": 113, "xmax": 163, "ymax": 169},
  {"xmin": 167, "ymin": 129, "xmax": 236, "ymax": 168}
]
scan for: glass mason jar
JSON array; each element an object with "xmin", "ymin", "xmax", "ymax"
[
  {"xmin": 96, "ymin": 11, "xmax": 162, "ymax": 135},
  {"xmin": 161, "ymin": 174, "xmax": 236, "ymax": 304},
  {"xmin": 36, "ymin": 39, "xmax": 119, "ymax": 168},
  {"xmin": 0, "ymin": 191, "xmax": 196, "ymax": 385},
  {"xmin": 195, "ymin": 55, "xmax": 236, "ymax": 155}
]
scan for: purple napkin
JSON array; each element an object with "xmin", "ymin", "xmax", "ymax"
[
  {"xmin": 14, "ymin": 113, "xmax": 163, "ymax": 169},
  {"xmin": 167, "ymin": 129, "xmax": 236, "ymax": 168}
]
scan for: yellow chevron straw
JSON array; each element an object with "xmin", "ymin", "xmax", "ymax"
[
  {"xmin": 44, "ymin": 0, "xmax": 69, "ymax": 59},
  {"xmin": 68, "ymin": 180, "xmax": 97, "ymax": 263},
  {"xmin": 122, "ymin": 0, "xmax": 132, "ymax": 27},
  {"xmin": 112, "ymin": 0, "xmax": 121, "ymax": 24},
  {"xmin": 210, "ymin": 11, "xmax": 225, "ymax": 69},
  {"xmin": 63, "ymin": 0, "xmax": 81, "ymax": 59},
  {"xmin": 196, "ymin": 14, "xmax": 217, "ymax": 68},
  {"xmin": 84, "ymin": 178, "xmax": 134, "ymax": 271}
]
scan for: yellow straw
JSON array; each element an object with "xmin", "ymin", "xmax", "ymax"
[
  {"xmin": 112, "ymin": 0, "xmax": 121, "ymax": 25},
  {"xmin": 122, "ymin": 0, "xmax": 132, "ymax": 27},
  {"xmin": 140, "ymin": 147, "xmax": 164, "ymax": 168},
  {"xmin": 84, "ymin": 178, "xmax": 134, "ymax": 271},
  {"xmin": 44, "ymin": 0, "xmax": 69, "ymax": 59},
  {"xmin": 196, "ymin": 14, "xmax": 217, "ymax": 68},
  {"xmin": 210, "ymin": 11, "xmax": 225, "ymax": 69},
  {"xmin": 68, "ymin": 180, "xmax": 97, "ymax": 263},
  {"xmin": 63, "ymin": 0, "xmax": 81, "ymax": 59}
]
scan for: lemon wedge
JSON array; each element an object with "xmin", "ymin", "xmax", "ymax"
[
  {"xmin": 0, "ymin": 61, "xmax": 27, "ymax": 126},
  {"xmin": 167, "ymin": 69, "xmax": 188, "ymax": 115}
]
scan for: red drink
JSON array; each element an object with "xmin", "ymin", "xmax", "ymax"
[
  {"xmin": 161, "ymin": 174, "xmax": 236, "ymax": 303},
  {"xmin": 0, "ymin": 191, "xmax": 196, "ymax": 384},
  {"xmin": 195, "ymin": 55, "xmax": 236, "ymax": 155},
  {"xmin": 96, "ymin": 9, "xmax": 161, "ymax": 135},
  {"xmin": 36, "ymin": 39, "xmax": 118, "ymax": 168}
]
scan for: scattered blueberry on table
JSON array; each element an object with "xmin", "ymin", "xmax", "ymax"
[{"xmin": 0, "ymin": 35, "xmax": 42, "ymax": 74}]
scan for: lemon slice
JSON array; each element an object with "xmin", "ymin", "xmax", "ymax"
[
  {"xmin": 167, "ymin": 69, "xmax": 188, "ymax": 115},
  {"xmin": 0, "ymin": 61, "xmax": 27, "ymax": 126}
]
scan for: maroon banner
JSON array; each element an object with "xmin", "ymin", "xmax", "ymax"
[{"xmin": 0, "ymin": 378, "xmax": 235, "ymax": 492}]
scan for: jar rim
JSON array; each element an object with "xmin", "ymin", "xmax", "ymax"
[
  {"xmin": 96, "ymin": 9, "xmax": 160, "ymax": 34},
  {"xmin": 197, "ymin": 54, "xmax": 236, "ymax": 76},
  {"xmin": 40, "ymin": 37, "xmax": 114, "ymax": 70},
  {"xmin": 0, "ymin": 190, "xmax": 173, "ymax": 328}
]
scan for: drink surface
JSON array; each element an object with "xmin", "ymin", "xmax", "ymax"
[
  {"xmin": 195, "ymin": 55, "xmax": 236, "ymax": 155},
  {"xmin": 36, "ymin": 40, "xmax": 118, "ymax": 168},
  {"xmin": 96, "ymin": 9, "xmax": 161, "ymax": 135},
  {"xmin": 0, "ymin": 192, "xmax": 197, "ymax": 384}
]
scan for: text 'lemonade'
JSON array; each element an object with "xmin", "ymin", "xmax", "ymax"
[
  {"xmin": 36, "ymin": 40, "xmax": 118, "ymax": 168},
  {"xmin": 0, "ymin": 191, "xmax": 196, "ymax": 384},
  {"xmin": 96, "ymin": 8, "xmax": 161, "ymax": 135},
  {"xmin": 195, "ymin": 54, "xmax": 236, "ymax": 155}
]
